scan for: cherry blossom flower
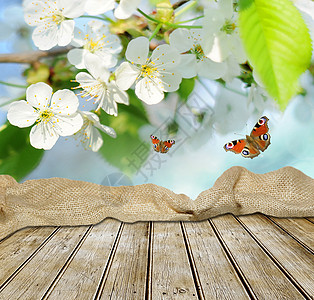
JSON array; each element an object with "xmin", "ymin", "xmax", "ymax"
[
  {"xmin": 202, "ymin": 0, "xmax": 246, "ymax": 64},
  {"xmin": 7, "ymin": 82, "xmax": 83, "ymax": 150},
  {"xmin": 67, "ymin": 20, "xmax": 122, "ymax": 69},
  {"xmin": 115, "ymin": 37, "xmax": 182, "ymax": 105},
  {"xmin": 83, "ymin": 0, "xmax": 141, "ymax": 19},
  {"xmin": 169, "ymin": 28, "xmax": 227, "ymax": 79},
  {"xmin": 74, "ymin": 54, "xmax": 129, "ymax": 116},
  {"xmin": 75, "ymin": 111, "xmax": 116, "ymax": 152},
  {"xmin": 24, "ymin": 0, "xmax": 85, "ymax": 50}
]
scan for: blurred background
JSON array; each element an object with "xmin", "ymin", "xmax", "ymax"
[{"xmin": 0, "ymin": 0, "xmax": 314, "ymax": 199}]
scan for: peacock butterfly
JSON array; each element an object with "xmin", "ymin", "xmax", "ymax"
[
  {"xmin": 150, "ymin": 135, "xmax": 175, "ymax": 153},
  {"xmin": 223, "ymin": 116, "xmax": 271, "ymax": 159}
]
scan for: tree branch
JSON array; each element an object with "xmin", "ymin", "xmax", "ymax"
[{"xmin": 0, "ymin": 47, "xmax": 72, "ymax": 64}]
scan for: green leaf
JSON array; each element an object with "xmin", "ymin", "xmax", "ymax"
[
  {"xmin": 239, "ymin": 0, "xmax": 312, "ymax": 109},
  {"xmin": 177, "ymin": 78, "xmax": 195, "ymax": 102},
  {"xmin": 98, "ymin": 90, "xmax": 150, "ymax": 175},
  {"xmin": 0, "ymin": 123, "xmax": 44, "ymax": 181}
]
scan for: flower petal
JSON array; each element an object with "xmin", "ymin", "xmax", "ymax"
[
  {"xmin": 58, "ymin": 0, "xmax": 85, "ymax": 18},
  {"xmin": 125, "ymin": 36, "xmax": 149, "ymax": 64},
  {"xmin": 84, "ymin": 53, "xmax": 110, "ymax": 82},
  {"xmin": 53, "ymin": 112, "xmax": 83, "ymax": 136},
  {"xmin": 50, "ymin": 89, "xmax": 79, "ymax": 115},
  {"xmin": 197, "ymin": 58, "xmax": 227, "ymax": 79},
  {"xmin": 151, "ymin": 44, "xmax": 180, "ymax": 68},
  {"xmin": 169, "ymin": 28, "xmax": 194, "ymax": 53},
  {"xmin": 115, "ymin": 62, "xmax": 140, "ymax": 90},
  {"xmin": 135, "ymin": 77, "xmax": 164, "ymax": 105},
  {"xmin": 206, "ymin": 32, "xmax": 230, "ymax": 62},
  {"xmin": 67, "ymin": 48, "xmax": 86, "ymax": 69},
  {"xmin": 108, "ymin": 81, "xmax": 129, "ymax": 105},
  {"xmin": 26, "ymin": 82, "xmax": 53, "ymax": 109},
  {"xmin": 88, "ymin": 127, "xmax": 103, "ymax": 151},
  {"xmin": 176, "ymin": 54, "xmax": 197, "ymax": 79},
  {"xmin": 114, "ymin": 0, "xmax": 141, "ymax": 19},
  {"xmin": 30, "ymin": 122, "xmax": 59, "ymax": 150},
  {"xmin": 95, "ymin": 123, "xmax": 116, "ymax": 138},
  {"xmin": 24, "ymin": 1, "xmax": 49, "ymax": 26},
  {"xmin": 58, "ymin": 20, "xmax": 74, "ymax": 46},
  {"xmin": 159, "ymin": 70, "xmax": 182, "ymax": 92},
  {"xmin": 97, "ymin": 89, "xmax": 118, "ymax": 116},
  {"xmin": 71, "ymin": 26, "xmax": 85, "ymax": 47},
  {"xmin": 7, "ymin": 100, "xmax": 38, "ymax": 127},
  {"xmin": 85, "ymin": 0, "xmax": 115, "ymax": 15},
  {"xmin": 32, "ymin": 24, "xmax": 58, "ymax": 50}
]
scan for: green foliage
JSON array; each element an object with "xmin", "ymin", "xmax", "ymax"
[
  {"xmin": 177, "ymin": 78, "xmax": 195, "ymax": 102},
  {"xmin": 98, "ymin": 90, "xmax": 150, "ymax": 175},
  {"xmin": 0, "ymin": 122, "xmax": 44, "ymax": 181},
  {"xmin": 239, "ymin": 0, "xmax": 312, "ymax": 109}
]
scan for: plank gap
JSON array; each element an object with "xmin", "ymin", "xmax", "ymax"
[
  {"xmin": 180, "ymin": 222, "xmax": 205, "ymax": 300},
  {"xmin": 93, "ymin": 222, "xmax": 124, "ymax": 300},
  {"xmin": 0, "ymin": 227, "xmax": 60, "ymax": 293},
  {"xmin": 305, "ymin": 218, "xmax": 314, "ymax": 224},
  {"xmin": 145, "ymin": 221, "xmax": 153, "ymax": 300},
  {"xmin": 41, "ymin": 225, "xmax": 94, "ymax": 299},
  {"xmin": 266, "ymin": 217, "xmax": 314, "ymax": 254},
  {"xmin": 235, "ymin": 216, "xmax": 313, "ymax": 300},
  {"xmin": 208, "ymin": 219, "xmax": 258, "ymax": 300}
]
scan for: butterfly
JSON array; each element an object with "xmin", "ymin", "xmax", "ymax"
[
  {"xmin": 150, "ymin": 135, "xmax": 175, "ymax": 153},
  {"xmin": 223, "ymin": 116, "xmax": 271, "ymax": 159}
]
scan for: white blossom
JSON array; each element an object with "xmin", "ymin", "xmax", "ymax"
[
  {"xmin": 75, "ymin": 111, "xmax": 116, "ymax": 152},
  {"xmin": 202, "ymin": 0, "xmax": 246, "ymax": 64},
  {"xmin": 115, "ymin": 37, "xmax": 182, "ymax": 105},
  {"xmin": 24, "ymin": 0, "xmax": 85, "ymax": 50},
  {"xmin": 7, "ymin": 82, "xmax": 83, "ymax": 150},
  {"xmin": 67, "ymin": 20, "xmax": 122, "ymax": 69},
  {"xmin": 74, "ymin": 54, "xmax": 129, "ymax": 116},
  {"xmin": 169, "ymin": 28, "xmax": 227, "ymax": 79}
]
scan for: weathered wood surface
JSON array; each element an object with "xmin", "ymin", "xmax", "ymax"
[{"xmin": 0, "ymin": 214, "xmax": 312, "ymax": 300}]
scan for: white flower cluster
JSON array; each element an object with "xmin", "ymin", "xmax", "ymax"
[{"xmin": 7, "ymin": 0, "xmax": 254, "ymax": 151}]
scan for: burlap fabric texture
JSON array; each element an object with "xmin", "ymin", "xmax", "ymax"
[{"xmin": 1, "ymin": 166, "xmax": 313, "ymax": 240}]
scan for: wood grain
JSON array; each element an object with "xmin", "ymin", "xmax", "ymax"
[
  {"xmin": 182, "ymin": 221, "xmax": 250, "ymax": 299},
  {"xmin": 268, "ymin": 217, "xmax": 314, "ymax": 250},
  {"xmin": 45, "ymin": 219, "xmax": 121, "ymax": 299},
  {"xmin": 211, "ymin": 214, "xmax": 305, "ymax": 299},
  {"xmin": 0, "ymin": 226, "xmax": 90, "ymax": 299},
  {"xmin": 0, "ymin": 227, "xmax": 58, "ymax": 288},
  {"xmin": 98, "ymin": 222, "xmax": 150, "ymax": 300},
  {"xmin": 238, "ymin": 214, "xmax": 314, "ymax": 297},
  {"xmin": 150, "ymin": 222, "xmax": 198, "ymax": 299}
]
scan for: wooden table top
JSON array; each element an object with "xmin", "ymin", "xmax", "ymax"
[{"xmin": 0, "ymin": 214, "xmax": 313, "ymax": 299}]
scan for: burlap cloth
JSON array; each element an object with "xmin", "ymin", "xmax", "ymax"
[{"xmin": 0, "ymin": 166, "xmax": 313, "ymax": 240}]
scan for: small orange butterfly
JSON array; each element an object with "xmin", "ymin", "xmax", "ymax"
[{"xmin": 150, "ymin": 135, "xmax": 175, "ymax": 153}]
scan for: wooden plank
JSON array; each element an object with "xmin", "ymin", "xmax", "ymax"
[
  {"xmin": 0, "ymin": 227, "xmax": 58, "ymax": 288},
  {"xmin": 97, "ymin": 222, "xmax": 150, "ymax": 300},
  {"xmin": 268, "ymin": 217, "xmax": 314, "ymax": 250},
  {"xmin": 0, "ymin": 226, "xmax": 90, "ymax": 299},
  {"xmin": 238, "ymin": 214, "xmax": 314, "ymax": 297},
  {"xmin": 45, "ymin": 219, "xmax": 122, "ymax": 299},
  {"xmin": 211, "ymin": 214, "xmax": 305, "ymax": 299},
  {"xmin": 150, "ymin": 222, "xmax": 198, "ymax": 299},
  {"xmin": 182, "ymin": 221, "xmax": 250, "ymax": 299}
]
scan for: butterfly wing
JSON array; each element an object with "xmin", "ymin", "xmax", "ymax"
[
  {"xmin": 224, "ymin": 139, "xmax": 260, "ymax": 159},
  {"xmin": 160, "ymin": 139, "xmax": 175, "ymax": 153},
  {"xmin": 150, "ymin": 135, "xmax": 161, "ymax": 152},
  {"xmin": 250, "ymin": 116, "xmax": 271, "ymax": 151}
]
